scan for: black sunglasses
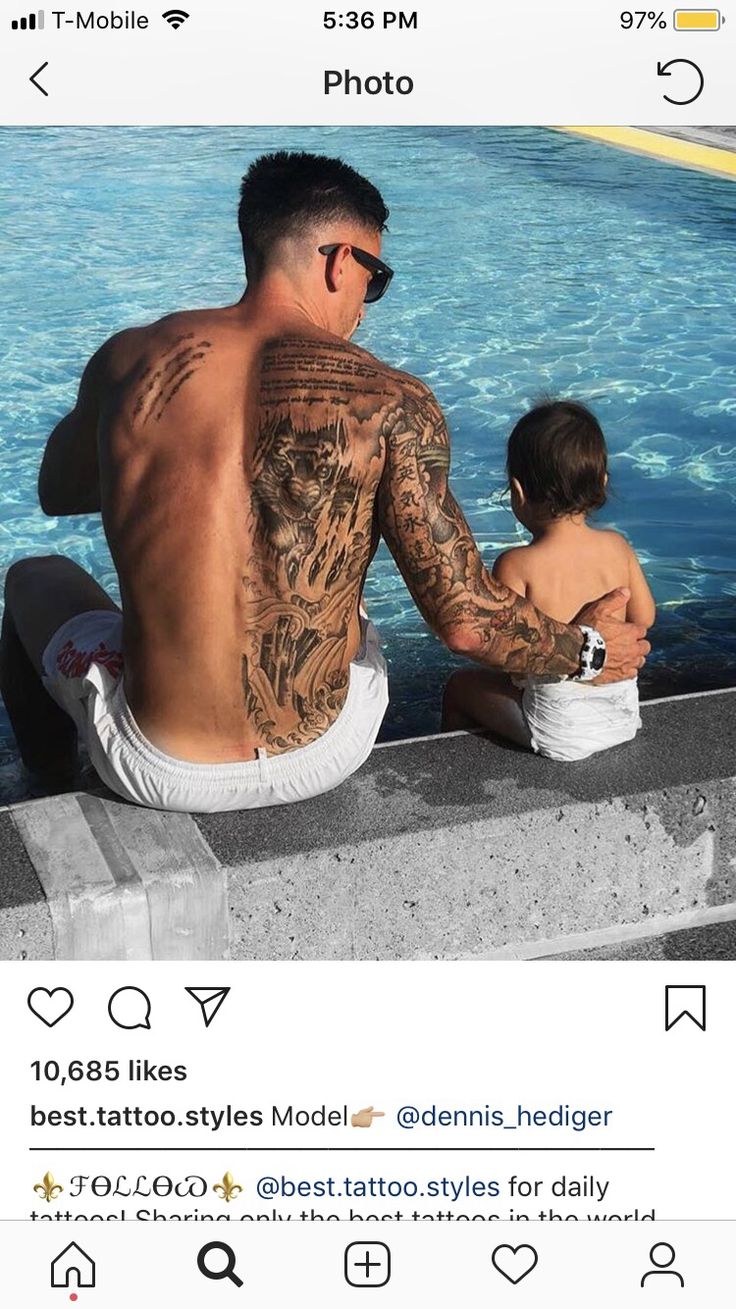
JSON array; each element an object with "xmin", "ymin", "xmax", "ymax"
[{"xmin": 318, "ymin": 243, "xmax": 394, "ymax": 304}]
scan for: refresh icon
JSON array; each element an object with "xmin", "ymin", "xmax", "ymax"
[{"xmin": 657, "ymin": 58, "xmax": 705, "ymax": 104}]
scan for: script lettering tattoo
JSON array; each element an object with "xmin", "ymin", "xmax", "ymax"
[
  {"xmin": 240, "ymin": 339, "xmax": 386, "ymax": 750},
  {"xmin": 376, "ymin": 381, "xmax": 582, "ymax": 678},
  {"xmin": 132, "ymin": 334, "xmax": 213, "ymax": 424}
]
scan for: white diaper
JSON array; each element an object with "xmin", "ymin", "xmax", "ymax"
[
  {"xmin": 41, "ymin": 610, "xmax": 389, "ymax": 812},
  {"xmin": 518, "ymin": 675, "xmax": 641, "ymax": 762}
]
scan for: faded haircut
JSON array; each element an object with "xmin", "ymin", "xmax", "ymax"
[{"xmin": 238, "ymin": 150, "xmax": 389, "ymax": 278}]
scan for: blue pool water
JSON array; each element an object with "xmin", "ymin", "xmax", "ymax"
[{"xmin": 1, "ymin": 126, "xmax": 735, "ymax": 800}]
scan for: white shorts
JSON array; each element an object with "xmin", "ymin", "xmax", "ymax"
[
  {"xmin": 41, "ymin": 610, "xmax": 389, "ymax": 812},
  {"xmin": 519, "ymin": 675, "xmax": 642, "ymax": 763}
]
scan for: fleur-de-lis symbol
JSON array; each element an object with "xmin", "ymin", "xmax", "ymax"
[
  {"xmin": 213, "ymin": 1171, "xmax": 243, "ymax": 1203},
  {"xmin": 34, "ymin": 1171, "xmax": 63, "ymax": 1203}
]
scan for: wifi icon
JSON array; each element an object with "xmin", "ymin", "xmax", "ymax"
[{"xmin": 162, "ymin": 7, "xmax": 189, "ymax": 27}]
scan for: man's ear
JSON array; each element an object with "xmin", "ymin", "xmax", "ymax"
[
  {"xmin": 324, "ymin": 243, "xmax": 351, "ymax": 294},
  {"xmin": 510, "ymin": 477, "xmax": 526, "ymax": 507}
]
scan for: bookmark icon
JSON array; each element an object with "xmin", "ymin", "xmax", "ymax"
[{"xmin": 664, "ymin": 985, "xmax": 706, "ymax": 1032}]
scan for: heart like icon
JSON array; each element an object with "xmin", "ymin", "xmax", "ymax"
[
  {"xmin": 491, "ymin": 1244, "xmax": 539, "ymax": 1285},
  {"xmin": 27, "ymin": 987, "xmax": 74, "ymax": 1028}
]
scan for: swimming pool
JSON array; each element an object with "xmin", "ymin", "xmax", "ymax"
[{"xmin": 1, "ymin": 126, "xmax": 735, "ymax": 800}]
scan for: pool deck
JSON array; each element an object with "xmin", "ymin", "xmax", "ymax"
[
  {"xmin": 1, "ymin": 687, "xmax": 734, "ymax": 962},
  {"xmin": 560, "ymin": 126, "xmax": 736, "ymax": 178}
]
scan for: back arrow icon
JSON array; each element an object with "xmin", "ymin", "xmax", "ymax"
[
  {"xmin": 657, "ymin": 58, "xmax": 704, "ymax": 106},
  {"xmin": 30, "ymin": 62, "xmax": 49, "ymax": 96}
]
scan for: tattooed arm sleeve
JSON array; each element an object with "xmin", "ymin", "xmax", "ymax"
[
  {"xmin": 376, "ymin": 381, "xmax": 584, "ymax": 678},
  {"xmin": 38, "ymin": 346, "xmax": 104, "ymax": 516}
]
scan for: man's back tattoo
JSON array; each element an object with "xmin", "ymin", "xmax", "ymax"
[{"xmin": 240, "ymin": 339, "xmax": 388, "ymax": 751}]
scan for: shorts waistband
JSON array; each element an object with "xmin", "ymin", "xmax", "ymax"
[{"xmin": 108, "ymin": 655, "xmax": 384, "ymax": 782}]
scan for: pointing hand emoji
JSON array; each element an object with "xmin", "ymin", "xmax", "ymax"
[{"xmin": 351, "ymin": 1106, "xmax": 386, "ymax": 1128}]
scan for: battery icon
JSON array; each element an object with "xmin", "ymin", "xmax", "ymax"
[{"xmin": 674, "ymin": 9, "xmax": 723, "ymax": 28}]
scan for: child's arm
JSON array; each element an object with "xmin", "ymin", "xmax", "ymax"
[
  {"xmin": 626, "ymin": 548, "xmax": 656, "ymax": 628},
  {"xmin": 492, "ymin": 549, "xmax": 528, "ymax": 597}
]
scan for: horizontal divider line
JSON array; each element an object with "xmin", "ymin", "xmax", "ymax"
[{"xmin": 28, "ymin": 1145, "xmax": 655, "ymax": 1152}]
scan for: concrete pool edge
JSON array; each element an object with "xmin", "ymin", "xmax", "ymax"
[
  {"xmin": 1, "ymin": 687, "xmax": 734, "ymax": 962},
  {"xmin": 372, "ymin": 685, "xmax": 736, "ymax": 751},
  {"xmin": 558, "ymin": 126, "xmax": 736, "ymax": 180}
]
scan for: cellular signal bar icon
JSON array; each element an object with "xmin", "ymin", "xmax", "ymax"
[{"xmin": 11, "ymin": 8, "xmax": 44, "ymax": 28}]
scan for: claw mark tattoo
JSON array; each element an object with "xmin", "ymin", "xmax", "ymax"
[
  {"xmin": 132, "ymin": 333, "xmax": 213, "ymax": 424},
  {"xmin": 124, "ymin": 328, "xmax": 582, "ymax": 755}
]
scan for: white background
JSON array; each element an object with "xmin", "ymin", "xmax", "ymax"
[
  {"xmin": 2, "ymin": 958, "xmax": 728, "ymax": 1303},
  {"xmin": 2, "ymin": 1221, "xmax": 735, "ymax": 1305},
  {"xmin": 1, "ymin": 962, "xmax": 733, "ymax": 1303},
  {"xmin": 0, "ymin": 0, "xmax": 733, "ymax": 123}
]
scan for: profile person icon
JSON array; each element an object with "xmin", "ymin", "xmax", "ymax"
[{"xmin": 641, "ymin": 1242, "xmax": 685, "ymax": 1288}]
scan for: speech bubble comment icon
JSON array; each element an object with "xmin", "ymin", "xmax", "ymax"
[{"xmin": 108, "ymin": 986, "xmax": 152, "ymax": 1030}]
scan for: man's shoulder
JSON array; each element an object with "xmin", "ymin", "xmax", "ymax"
[
  {"xmin": 377, "ymin": 359, "xmax": 436, "ymax": 403},
  {"xmin": 99, "ymin": 310, "xmax": 214, "ymax": 377},
  {"xmin": 263, "ymin": 333, "xmax": 408, "ymax": 388},
  {"xmin": 265, "ymin": 334, "xmax": 425, "ymax": 389},
  {"xmin": 363, "ymin": 358, "xmax": 441, "ymax": 418}
]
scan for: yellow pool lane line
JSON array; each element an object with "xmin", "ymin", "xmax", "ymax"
[{"xmin": 558, "ymin": 126, "xmax": 736, "ymax": 182}]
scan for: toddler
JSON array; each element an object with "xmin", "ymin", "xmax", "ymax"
[{"xmin": 442, "ymin": 400, "xmax": 656, "ymax": 761}]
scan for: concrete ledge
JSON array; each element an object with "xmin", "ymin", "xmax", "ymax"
[
  {"xmin": 1, "ymin": 689, "xmax": 735, "ymax": 961},
  {"xmin": 0, "ymin": 811, "xmax": 54, "ymax": 960},
  {"xmin": 539, "ymin": 916, "xmax": 736, "ymax": 961}
]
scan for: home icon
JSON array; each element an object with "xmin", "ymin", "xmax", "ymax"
[{"xmin": 50, "ymin": 1242, "xmax": 96, "ymax": 1289}]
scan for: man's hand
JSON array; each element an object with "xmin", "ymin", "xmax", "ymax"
[{"xmin": 575, "ymin": 588, "xmax": 650, "ymax": 684}]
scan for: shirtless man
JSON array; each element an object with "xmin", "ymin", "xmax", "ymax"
[{"xmin": 0, "ymin": 152, "xmax": 649, "ymax": 812}]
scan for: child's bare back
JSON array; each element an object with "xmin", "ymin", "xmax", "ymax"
[{"xmin": 493, "ymin": 521, "xmax": 655, "ymax": 629}]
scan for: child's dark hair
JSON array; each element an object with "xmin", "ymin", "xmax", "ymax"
[{"xmin": 506, "ymin": 399, "xmax": 608, "ymax": 518}]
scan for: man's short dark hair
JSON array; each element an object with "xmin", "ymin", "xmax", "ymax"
[
  {"xmin": 506, "ymin": 399, "xmax": 608, "ymax": 518},
  {"xmin": 238, "ymin": 151, "xmax": 389, "ymax": 278}
]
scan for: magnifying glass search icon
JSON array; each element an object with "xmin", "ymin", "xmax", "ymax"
[{"xmin": 197, "ymin": 1241, "xmax": 244, "ymax": 1288}]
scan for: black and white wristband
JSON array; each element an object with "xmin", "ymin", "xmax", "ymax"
[{"xmin": 570, "ymin": 625, "xmax": 607, "ymax": 682}]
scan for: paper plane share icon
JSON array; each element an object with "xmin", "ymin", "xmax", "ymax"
[{"xmin": 185, "ymin": 987, "xmax": 231, "ymax": 1028}]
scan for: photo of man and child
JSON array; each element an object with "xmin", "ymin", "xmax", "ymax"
[{"xmin": 1, "ymin": 126, "xmax": 734, "ymax": 961}]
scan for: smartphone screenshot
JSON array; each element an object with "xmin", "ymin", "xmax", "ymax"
[{"xmin": 1, "ymin": 2, "xmax": 734, "ymax": 1303}]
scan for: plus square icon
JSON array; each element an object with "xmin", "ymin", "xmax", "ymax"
[{"xmin": 344, "ymin": 1242, "xmax": 392, "ymax": 1288}]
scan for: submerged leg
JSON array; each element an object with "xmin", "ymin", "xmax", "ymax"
[
  {"xmin": 441, "ymin": 668, "xmax": 532, "ymax": 750},
  {"xmin": 1, "ymin": 556, "xmax": 119, "ymax": 786},
  {"xmin": 0, "ymin": 604, "xmax": 77, "ymax": 784}
]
